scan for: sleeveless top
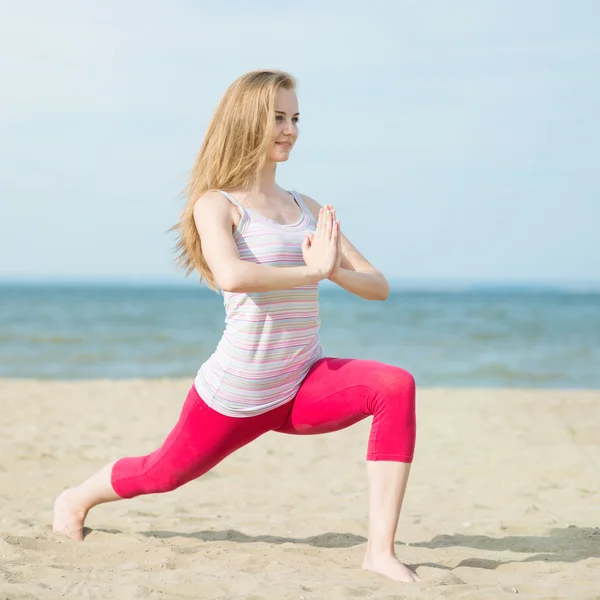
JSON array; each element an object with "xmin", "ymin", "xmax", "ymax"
[{"xmin": 194, "ymin": 190, "xmax": 325, "ymax": 417}]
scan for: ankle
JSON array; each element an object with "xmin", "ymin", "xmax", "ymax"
[
  {"xmin": 61, "ymin": 487, "xmax": 88, "ymax": 511},
  {"xmin": 365, "ymin": 544, "xmax": 396, "ymax": 559}
]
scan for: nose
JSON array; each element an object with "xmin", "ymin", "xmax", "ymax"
[{"xmin": 282, "ymin": 119, "xmax": 296, "ymax": 136}]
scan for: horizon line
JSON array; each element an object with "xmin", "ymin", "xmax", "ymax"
[{"xmin": 1, "ymin": 276, "xmax": 599, "ymax": 293}]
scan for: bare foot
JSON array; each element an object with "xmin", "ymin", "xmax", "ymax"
[
  {"xmin": 362, "ymin": 552, "xmax": 421, "ymax": 583},
  {"xmin": 53, "ymin": 488, "xmax": 88, "ymax": 541}
]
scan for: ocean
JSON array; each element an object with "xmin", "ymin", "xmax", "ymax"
[{"xmin": 1, "ymin": 283, "xmax": 598, "ymax": 388}]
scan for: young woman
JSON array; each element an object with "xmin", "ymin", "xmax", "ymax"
[{"xmin": 53, "ymin": 70, "xmax": 419, "ymax": 583}]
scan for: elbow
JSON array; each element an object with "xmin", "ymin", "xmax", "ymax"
[
  {"xmin": 219, "ymin": 278, "xmax": 242, "ymax": 293},
  {"xmin": 373, "ymin": 288, "xmax": 389, "ymax": 301},
  {"xmin": 223, "ymin": 281, "xmax": 245, "ymax": 293},
  {"xmin": 215, "ymin": 268, "xmax": 242, "ymax": 293},
  {"xmin": 362, "ymin": 282, "xmax": 389, "ymax": 301},
  {"xmin": 215, "ymin": 260, "xmax": 259, "ymax": 293},
  {"xmin": 373, "ymin": 275, "xmax": 390, "ymax": 301}
]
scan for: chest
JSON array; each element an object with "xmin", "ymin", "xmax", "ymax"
[{"xmin": 234, "ymin": 218, "xmax": 315, "ymax": 266}]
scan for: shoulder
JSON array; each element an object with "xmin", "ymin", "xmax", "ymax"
[
  {"xmin": 298, "ymin": 193, "xmax": 323, "ymax": 221},
  {"xmin": 194, "ymin": 190, "xmax": 239, "ymax": 230},
  {"xmin": 194, "ymin": 190, "xmax": 230, "ymax": 211},
  {"xmin": 193, "ymin": 190, "xmax": 236, "ymax": 222}
]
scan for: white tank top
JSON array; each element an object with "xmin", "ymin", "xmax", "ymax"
[{"xmin": 194, "ymin": 190, "xmax": 324, "ymax": 417}]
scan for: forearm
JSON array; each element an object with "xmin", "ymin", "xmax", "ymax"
[
  {"xmin": 221, "ymin": 261, "xmax": 323, "ymax": 293},
  {"xmin": 330, "ymin": 268, "xmax": 390, "ymax": 301}
]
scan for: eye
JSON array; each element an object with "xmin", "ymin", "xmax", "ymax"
[
  {"xmin": 275, "ymin": 115, "xmax": 283, "ymax": 122},
  {"xmin": 292, "ymin": 117, "xmax": 300, "ymax": 124}
]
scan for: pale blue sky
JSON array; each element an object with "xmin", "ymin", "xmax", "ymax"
[{"xmin": 1, "ymin": 0, "xmax": 598, "ymax": 287}]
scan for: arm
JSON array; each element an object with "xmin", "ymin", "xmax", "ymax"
[
  {"xmin": 301, "ymin": 194, "xmax": 390, "ymax": 301},
  {"xmin": 193, "ymin": 192, "xmax": 333, "ymax": 293}
]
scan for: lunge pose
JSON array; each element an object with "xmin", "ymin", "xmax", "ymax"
[{"xmin": 53, "ymin": 70, "xmax": 418, "ymax": 583}]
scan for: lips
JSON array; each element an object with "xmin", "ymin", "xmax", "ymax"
[{"xmin": 276, "ymin": 142, "xmax": 292, "ymax": 149}]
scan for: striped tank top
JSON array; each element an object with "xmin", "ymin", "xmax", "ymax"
[{"xmin": 194, "ymin": 190, "xmax": 324, "ymax": 418}]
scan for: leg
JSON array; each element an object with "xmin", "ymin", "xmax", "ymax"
[
  {"xmin": 276, "ymin": 357, "xmax": 418, "ymax": 582},
  {"xmin": 53, "ymin": 461, "xmax": 120, "ymax": 541},
  {"xmin": 362, "ymin": 461, "xmax": 418, "ymax": 582},
  {"xmin": 53, "ymin": 385, "xmax": 286, "ymax": 540}
]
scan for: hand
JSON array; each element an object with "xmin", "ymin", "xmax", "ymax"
[
  {"xmin": 301, "ymin": 204, "xmax": 339, "ymax": 280},
  {"xmin": 327, "ymin": 206, "xmax": 342, "ymax": 281}
]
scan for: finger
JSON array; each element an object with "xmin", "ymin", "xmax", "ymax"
[
  {"xmin": 331, "ymin": 219, "xmax": 339, "ymax": 248},
  {"xmin": 334, "ymin": 210, "xmax": 340, "ymax": 243},
  {"xmin": 316, "ymin": 207, "xmax": 324, "ymax": 236},
  {"xmin": 301, "ymin": 236, "xmax": 311, "ymax": 252},
  {"xmin": 325, "ymin": 205, "xmax": 333, "ymax": 239},
  {"xmin": 322, "ymin": 205, "xmax": 330, "ymax": 233}
]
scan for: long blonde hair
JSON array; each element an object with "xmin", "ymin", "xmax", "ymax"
[{"xmin": 172, "ymin": 69, "xmax": 296, "ymax": 291}]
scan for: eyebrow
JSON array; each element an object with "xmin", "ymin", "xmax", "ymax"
[{"xmin": 275, "ymin": 110, "xmax": 300, "ymax": 116}]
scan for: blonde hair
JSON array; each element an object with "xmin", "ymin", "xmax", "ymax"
[{"xmin": 172, "ymin": 69, "xmax": 296, "ymax": 291}]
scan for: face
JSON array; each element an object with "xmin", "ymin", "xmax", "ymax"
[{"xmin": 268, "ymin": 87, "xmax": 299, "ymax": 163}]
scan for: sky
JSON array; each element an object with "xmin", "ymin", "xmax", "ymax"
[{"xmin": 1, "ymin": 0, "xmax": 599, "ymax": 287}]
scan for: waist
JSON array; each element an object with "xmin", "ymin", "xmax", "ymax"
[
  {"xmin": 216, "ymin": 326, "xmax": 321, "ymax": 369},
  {"xmin": 195, "ymin": 340, "xmax": 324, "ymax": 417}
]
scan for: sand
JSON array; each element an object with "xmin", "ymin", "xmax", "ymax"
[{"xmin": 0, "ymin": 379, "xmax": 599, "ymax": 599}]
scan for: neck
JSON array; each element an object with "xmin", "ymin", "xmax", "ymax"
[{"xmin": 255, "ymin": 160, "xmax": 277, "ymax": 194}]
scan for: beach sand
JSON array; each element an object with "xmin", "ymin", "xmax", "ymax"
[{"xmin": 1, "ymin": 379, "xmax": 599, "ymax": 599}]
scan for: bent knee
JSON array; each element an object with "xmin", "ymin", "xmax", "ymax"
[
  {"xmin": 381, "ymin": 366, "xmax": 416, "ymax": 397},
  {"xmin": 152, "ymin": 476, "xmax": 184, "ymax": 494},
  {"xmin": 372, "ymin": 366, "xmax": 416, "ymax": 415},
  {"xmin": 113, "ymin": 459, "xmax": 190, "ymax": 497}
]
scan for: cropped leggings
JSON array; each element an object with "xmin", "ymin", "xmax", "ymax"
[{"xmin": 111, "ymin": 357, "xmax": 417, "ymax": 499}]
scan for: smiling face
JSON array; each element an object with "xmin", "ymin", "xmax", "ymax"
[{"xmin": 268, "ymin": 87, "xmax": 299, "ymax": 163}]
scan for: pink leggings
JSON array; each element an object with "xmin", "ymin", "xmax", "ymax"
[{"xmin": 111, "ymin": 357, "xmax": 416, "ymax": 499}]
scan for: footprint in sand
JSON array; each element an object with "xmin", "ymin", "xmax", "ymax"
[{"xmin": 3, "ymin": 534, "xmax": 56, "ymax": 552}]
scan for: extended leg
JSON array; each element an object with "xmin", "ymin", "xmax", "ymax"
[{"xmin": 53, "ymin": 385, "xmax": 285, "ymax": 540}]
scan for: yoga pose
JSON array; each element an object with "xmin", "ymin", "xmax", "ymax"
[{"xmin": 53, "ymin": 69, "xmax": 419, "ymax": 583}]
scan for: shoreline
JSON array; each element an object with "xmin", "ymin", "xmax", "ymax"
[{"xmin": 3, "ymin": 377, "xmax": 600, "ymax": 391}]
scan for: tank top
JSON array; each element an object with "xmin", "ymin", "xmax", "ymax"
[{"xmin": 194, "ymin": 189, "xmax": 325, "ymax": 417}]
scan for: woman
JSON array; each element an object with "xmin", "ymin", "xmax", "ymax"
[{"xmin": 53, "ymin": 70, "xmax": 419, "ymax": 583}]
